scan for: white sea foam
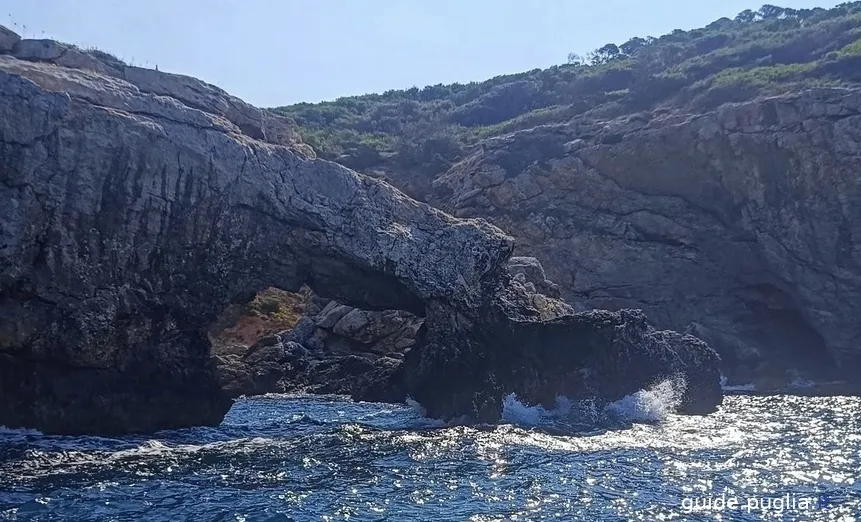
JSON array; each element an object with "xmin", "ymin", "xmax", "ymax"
[
  {"xmin": 604, "ymin": 377, "xmax": 686, "ymax": 423},
  {"xmin": 0, "ymin": 426, "xmax": 43, "ymax": 436},
  {"xmin": 720, "ymin": 374, "xmax": 757, "ymax": 392},
  {"xmin": 501, "ymin": 394, "xmax": 556, "ymax": 426},
  {"xmin": 405, "ymin": 397, "xmax": 424, "ymax": 413},
  {"xmin": 722, "ymin": 382, "xmax": 757, "ymax": 392},
  {"xmin": 789, "ymin": 376, "xmax": 816, "ymax": 389},
  {"xmin": 501, "ymin": 394, "xmax": 591, "ymax": 426},
  {"xmin": 501, "ymin": 378, "xmax": 686, "ymax": 430},
  {"xmin": 402, "ymin": 398, "xmax": 451, "ymax": 428}
]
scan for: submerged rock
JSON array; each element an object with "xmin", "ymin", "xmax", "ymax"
[{"xmin": 0, "ymin": 30, "xmax": 722, "ymax": 434}]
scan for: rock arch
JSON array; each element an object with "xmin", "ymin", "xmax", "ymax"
[
  {"xmin": 0, "ymin": 55, "xmax": 513, "ymax": 433},
  {"xmin": 0, "ymin": 42, "xmax": 722, "ymax": 434}
]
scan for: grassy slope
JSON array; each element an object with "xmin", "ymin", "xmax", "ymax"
[{"xmin": 271, "ymin": 3, "xmax": 861, "ymax": 190}]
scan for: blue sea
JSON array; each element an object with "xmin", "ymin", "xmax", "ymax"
[{"xmin": 1, "ymin": 382, "xmax": 859, "ymax": 521}]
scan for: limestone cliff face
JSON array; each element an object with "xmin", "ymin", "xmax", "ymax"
[
  {"xmin": 0, "ymin": 48, "xmax": 508, "ymax": 433},
  {"xmin": 432, "ymin": 88, "xmax": 861, "ymax": 386},
  {"xmin": 0, "ymin": 32, "xmax": 722, "ymax": 434}
]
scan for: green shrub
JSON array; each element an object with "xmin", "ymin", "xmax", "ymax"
[
  {"xmin": 834, "ymin": 38, "xmax": 861, "ymax": 57},
  {"xmin": 271, "ymin": 2, "xmax": 861, "ymax": 181}
]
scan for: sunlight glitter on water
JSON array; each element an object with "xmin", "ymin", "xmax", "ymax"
[{"xmin": 1, "ymin": 392, "xmax": 859, "ymax": 521}]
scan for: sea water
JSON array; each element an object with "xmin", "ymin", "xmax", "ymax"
[{"xmin": 1, "ymin": 382, "xmax": 859, "ymax": 521}]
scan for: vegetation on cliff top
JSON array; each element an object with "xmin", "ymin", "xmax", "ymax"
[{"xmin": 271, "ymin": 3, "xmax": 861, "ymax": 185}]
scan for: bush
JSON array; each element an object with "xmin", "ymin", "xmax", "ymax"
[{"xmin": 271, "ymin": 2, "xmax": 861, "ymax": 183}]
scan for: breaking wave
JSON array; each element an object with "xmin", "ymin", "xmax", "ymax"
[
  {"xmin": 501, "ymin": 378, "xmax": 686, "ymax": 432},
  {"xmin": 720, "ymin": 375, "xmax": 757, "ymax": 392},
  {"xmin": 604, "ymin": 377, "xmax": 686, "ymax": 422}
]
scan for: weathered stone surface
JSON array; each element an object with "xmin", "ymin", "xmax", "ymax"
[
  {"xmin": 2, "ymin": 35, "xmax": 311, "ymax": 157},
  {"xmin": 12, "ymin": 39, "xmax": 117, "ymax": 76},
  {"xmin": 0, "ymin": 45, "xmax": 723, "ymax": 434},
  {"xmin": 217, "ymin": 286, "xmax": 720, "ymax": 422},
  {"xmin": 216, "ymin": 340, "xmax": 300, "ymax": 399},
  {"xmin": 407, "ymin": 286, "xmax": 720, "ymax": 421},
  {"xmin": 315, "ymin": 302, "xmax": 353, "ymax": 329},
  {"xmin": 0, "ymin": 25, "xmax": 20, "ymax": 54},
  {"xmin": 216, "ymin": 291, "xmax": 425, "ymax": 400},
  {"xmin": 12, "ymin": 38, "xmax": 65, "ymax": 61},
  {"xmin": 431, "ymin": 88, "xmax": 861, "ymax": 388},
  {"xmin": 332, "ymin": 309, "xmax": 421, "ymax": 348},
  {"xmin": 216, "ymin": 330, "xmax": 407, "ymax": 402},
  {"xmin": 507, "ymin": 256, "xmax": 562, "ymax": 298},
  {"xmin": 284, "ymin": 316, "xmax": 316, "ymax": 344},
  {"xmin": 262, "ymin": 111, "xmax": 314, "ymax": 155},
  {"xmin": 122, "ymin": 66, "xmax": 307, "ymax": 151},
  {"xmin": 0, "ymin": 54, "xmax": 509, "ymax": 433}
]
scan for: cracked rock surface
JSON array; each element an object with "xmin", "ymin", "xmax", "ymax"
[
  {"xmin": 431, "ymin": 89, "xmax": 861, "ymax": 386},
  {"xmin": 0, "ymin": 33, "xmax": 722, "ymax": 434}
]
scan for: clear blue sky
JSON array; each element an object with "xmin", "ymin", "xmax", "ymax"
[{"xmin": 6, "ymin": 0, "xmax": 840, "ymax": 107}]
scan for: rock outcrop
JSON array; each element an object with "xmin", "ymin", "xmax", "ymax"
[
  {"xmin": 0, "ymin": 26, "xmax": 20, "ymax": 54},
  {"xmin": 507, "ymin": 256, "xmax": 563, "ymax": 298},
  {"xmin": 3, "ymin": 36, "xmax": 313, "ymax": 155},
  {"xmin": 0, "ymin": 29, "xmax": 722, "ymax": 434},
  {"xmin": 302, "ymin": 297, "xmax": 423, "ymax": 355},
  {"xmin": 406, "ymin": 284, "xmax": 721, "ymax": 421},
  {"xmin": 431, "ymin": 88, "xmax": 861, "ymax": 387}
]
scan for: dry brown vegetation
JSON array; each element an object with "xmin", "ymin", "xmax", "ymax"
[{"xmin": 208, "ymin": 287, "xmax": 307, "ymax": 355}]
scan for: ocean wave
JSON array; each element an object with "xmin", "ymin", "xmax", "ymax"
[
  {"xmin": 501, "ymin": 378, "xmax": 686, "ymax": 432},
  {"xmin": 2, "ymin": 394, "xmax": 859, "ymax": 521},
  {"xmin": 0, "ymin": 426, "xmax": 43, "ymax": 437},
  {"xmin": 721, "ymin": 383, "xmax": 757, "ymax": 392},
  {"xmin": 604, "ymin": 377, "xmax": 685, "ymax": 422},
  {"xmin": 720, "ymin": 375, "xmax": 757, "ymax": 393}
]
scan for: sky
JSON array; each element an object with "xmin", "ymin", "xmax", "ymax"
[{"xmin": 5, "ymin": 0, "xmax": 842, "ymax": 107}]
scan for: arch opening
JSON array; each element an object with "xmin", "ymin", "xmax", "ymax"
[{"xmin": 208, "ymin": 282, "xmax": 425, "ymax": 405}]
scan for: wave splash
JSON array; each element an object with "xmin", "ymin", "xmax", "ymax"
[
  {"xmin": 604, "ymin": 377, "xmax": 686, "ymax": 422},
  {"xmin": 501, "ymin": 377, "xmax": 686, "ymax": 432}
]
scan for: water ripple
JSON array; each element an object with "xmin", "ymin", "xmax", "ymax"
[{"xmin": 1, "ymin": 393, "xmax": 859, "ymax": 521}]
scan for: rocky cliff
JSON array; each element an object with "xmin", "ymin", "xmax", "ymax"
[
  {"xmin": 271, "ymin": 4, "xmax": 861, "ymax": 389},
  {"xmin": 430, "ymin": 89, "xmax": 861, "ymax": 387},
  {"xmin": 0, "ymin": 31, "xmax": 721, "ymax": 434}
]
